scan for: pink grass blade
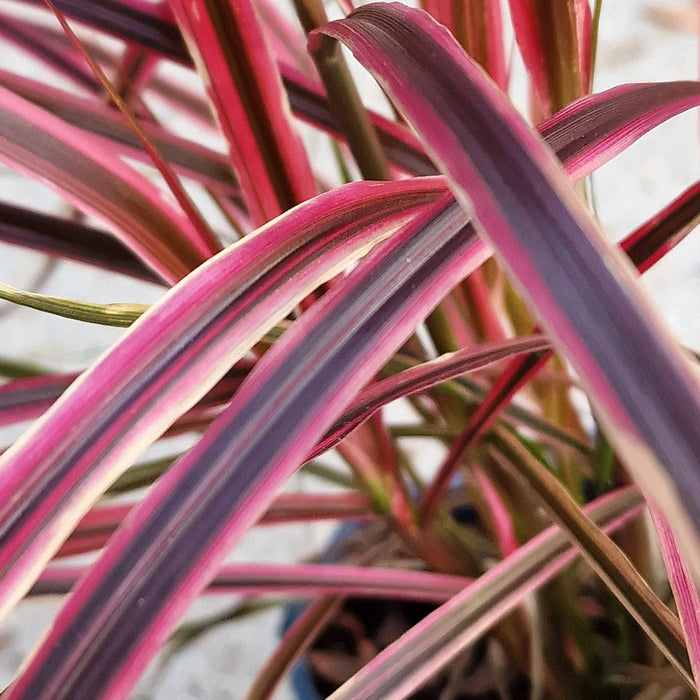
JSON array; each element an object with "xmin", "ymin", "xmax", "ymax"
[
  {"xmin": 474, "ymin": 467, "xmax": 518, "ymax": 557},
  {"xmin": 34, "ymin": 562, "xmax": 471, "ymax": 603},
  {"xmin": 0, "ymin": 85, "xmax": 210, "ymax": 284},
  {"xmin": 322, "ymin": 0, "xmax": 700, "ymax": 568},
  {"xmin": 328, "ymin": 486, "xmax": 644, "ymax": 700},
  {"xmin": 469, "ymin": 0, "xmax": 508, "ymax": 91},
  {"xmin": 255, "ymin": 0, "xmax": 317, "ymax": 75},
  {"xmin": 0, "ymin": 69, "xmax": 238, "ymax": 194},
  {"xmin": 0, "ymin": 178, "xmax": 443, "ymax": 622},
  {"xmin": 424, "ymin": 0, "xmax": 507, "ymax": 91},
  {"xmin": 507, "ymin": 0, "xmax": 588, "ymax": 117},
  {"xmin": 43, "ymin": 0, "xmax": 222, "ymax": 258},
  {"xmin": 247, "ymin": 594, "xmax": 342, "ymax": 700},
  {"xmin": 0, "ymin": 12, "xmax": 102, "ymax": 92},
  {"xmin": 55, "ymin": 493, "xmax": 375, "ymax": 559},
  {"xmin": 0, "ymin": 369, "xmax": 246, "ymax": 433},
  {"xmin": 312, "ymin": 335, "xmax": 550, "ymax": 459},
  {"xmin": 257, "ymin": 492, "xmax": 374, "ymax": 526},
  {"xmin": 6, "ymin": 196, "xmax": 491, "ymax": 699},
  {"xmin": 574, "ymin": 0, "xmax": 593, "ymax": 93},
  {"xmin": 169, "ymin": 0, "xmax": 317, "ymax": 226},
  {"xmin": 420, "ymin": 350, "xmax": 546, "ymax": 520},
  {"xmin": 622, "ymin": 179, "xmax": 700, "ymax": 273},
  {"xmin": 12, "ymin": 0, "xmax": 189, "ymax": 63},
  {"xmin": 540, "ymin": 81, "xmax": 700, "ymax": 180},
  {"xmin": 0, "ymin": 373, "xmax": 75, "ymax": 427},
  {"xmin": 280, "ymin": 61, "xmax": 437, "ymax": 177},
  {"xmin": 650, "ymin": 506, "xmax": 700, "ymax": 689}
]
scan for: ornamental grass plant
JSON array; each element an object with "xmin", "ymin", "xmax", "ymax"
[{"xmin": 0, "ymin": 1, "xmax": 700, "ymax": 698}]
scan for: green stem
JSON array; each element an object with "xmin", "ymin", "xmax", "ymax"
[
  {"xmin": 295, "ymin": 0, "xmax": 391, "ymax": 181},
  {"xmin": 590, "ymin": 0, "xmax": 604, "ymax": 87}
]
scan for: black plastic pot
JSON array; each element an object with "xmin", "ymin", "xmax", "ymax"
[{"xmin": 281, "ymin": 514, "xmax": 530, "ymax": 700}]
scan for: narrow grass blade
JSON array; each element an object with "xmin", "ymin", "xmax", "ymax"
[
  {"xmin": 12, "ymin": 0, "xmax": 189, "ymax": 62},
  {"xmin": 622, "ymin": 180, "xmax": 700, "ymax": 273},
  {"xmin": 56, "ymin": 493, "xmax": 374, "ymax": 558},
  {"xmin": 424, "ymin": 0, "xmax": 507, "ymax": 90},
  {"xmin": 0, "ymin": 85, "xmax": 210, "ymax": 283},
  {"xmin": 508, "ymin": 0, "xmax": 590, "ymax": 116},
  {"xmin": 419, "ymin": 350, "xmax": 547, "ymax": 520},
  {"xmin": 34, "ymin": 562, "xmax": 471, "ymax": 603},
  {"xmin": 0, "ymin": 282, "xmax": 146, "ymax": 327},
  {"xmin": 650, "ymin": 507, "xmax": 700, "ymax": 689},
  {"xmin": 43, "ymin": 0, "xmax": 222, "ymax": 258},
  {"xmin": 540, "ymin": 81, "xmax": 700, "ymax": 180},
  {"xmin": 0, "ymin": 70, "xmax": 238, "ymax": 194},
  {"xmin": 0, "ymin": 178, "xmax": 442, "ymax": 622},
  {"xmin": 328, "ymin": 487, "xmax": 644, "ymax": 700},
  {"xmin": 169, "ymin": 0, "xmax": 317, "ymax": 225},
  {"xmin": 0, "ymin": 203, "xmax": 160, "ymax": 282},
  {"xmin": 246, "ymin": 595, "xmax": 342, "ymax": 700},
  {"xmin": 313, "ymin": 335, "xmax": 550, "ymax": 459},
  {"xmin": 0, "ymin": 11, "xmax": 102, "ymax": 92}
]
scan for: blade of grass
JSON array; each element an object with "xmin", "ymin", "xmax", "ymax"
[
  {"xmin": 321, "ymin": 0, "xmax": 700, "ymax": 573},
  {"xmin": 328, "ymin": 486, "xmax": 644, "ymax": 700},
  {"xmin": 0, "ymin": 202, "xmax": 161, "ymax": 283},
  {"xmin": 312, "ymin": 335, "xmax": 549, "ymax": 459},
  {"xmin": 622, "ymin": 179, "xmax": 700, "ymax": 273},
  {"xmin": 0, "ymin": 85, "xmax": 208, "ymax": 283},
  {"xmin": 0, "ymin": 282, "xmax": 146, "ymax": 327},
  {"xmin": 43, "ymin": 0, "xmax": 222, "ymax": 258},
  {"xmin": 0, "ymin": 69, "xmax": 238, "ymax": 193},
  {"xmin": 650, "ymin": 507, "xmax": 700, "ymax": 688},
  {"xmin": 34, "ymin": 562, "xmax": 472, "ymax": 602},
  {"xmin": 508, "ymin": 0, "xmax": 588, "ymax": 117},
  {"xmin": 245, "ymin": 595, "xmax": 342, "ymax": 700},
  {"xmin": 0, "ymin": 177, "xmax": 442, "ymax": 622},
  {"xmin": 6, "ymin": 197, "xmax": 491, "ymax": 699},
  {"xmin": 169, "ymin": 0, "xmax": 317, "ymax": 225},
  {"xmin": 56, "ymin": 493, "xmax": 375, "ymax": 558}
]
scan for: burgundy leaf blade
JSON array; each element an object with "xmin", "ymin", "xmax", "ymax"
[
  {"xmin": 0, "ymin": 178, "xmax": 442, "ymax": 624},
  {"xmin": 0, "ymin": 85, "xmax": 214, "ymax": 283},
  {"xmin": 0, "ymin": 69, "xmax": 238, "ymax": 195},
  {"xmin": 540, "ymin": 81, "xmax": 700, "ymax": 180},
  {"xmin": 7, "ymin": 196, "xmax": 491, "ymax": 699},
  {"xmin": 169, "ymin": 0, "xmax": 317, "ymax": 225},
  {"xmin": 321, "ymin": 0, "xmax": 700, "ymax": 570},
  {"xmin": 0, "ymin": 203, "xmax": 160, "ymax": 283},
  {"xmin": 34, "ymin": 562, "xmax": 470, "ymax": 603}
]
